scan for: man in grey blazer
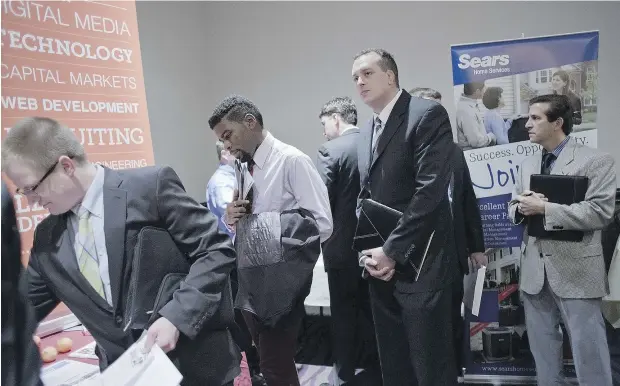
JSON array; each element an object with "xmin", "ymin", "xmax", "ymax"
[
  {"xmin": 1, "ymin": 117, "xmax": 241, "ymax": 386},
  {"xmin": 509, "ymin": 94, "xmax": 615, "ymax": 385}
]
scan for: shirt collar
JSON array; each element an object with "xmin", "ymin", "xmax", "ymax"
[
  {"xmin": 340, "ymin": 126, "xmax": 358, "ymax": 135},
  {"xmin": 374, "ymin": 89, "xmax": 403, "ymax": 124},
  {"xmin": 543, "ymin": 136, "xmax": 571, "ymax": 157},
  {"xmin": 252, "ymin": 131, "xmax": 275, "ymax": 170},
  {"xmin": 71, "ymin": 164, "xmax": 105, "ymax": 218},
  {"xmin": 218, "ymin": 163, "xmax": 235, "ymax": 174},
  {"xmin": 460, "ymin": 95, "xmax": 479, "ymax": 105}
]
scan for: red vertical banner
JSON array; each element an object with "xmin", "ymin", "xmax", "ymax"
[{"xmin": 1, "ymin": 0, "xmax": 155, "ymax": 266}]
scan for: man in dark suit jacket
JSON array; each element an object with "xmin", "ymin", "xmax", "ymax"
[
  {"xmin": 316, "ymin": 96, "xmax": 381, "ymax": 385},
  {"xmin": 449, "ymin": 145, "xmax": 486, "ymax": 377},
  {"xmin": 1, "ymin": 117, "xmax": 241, "ymax": 386},
  {"xmin": 352, "ymin": 49, "xmax": 460, "ymax": 386},
  {"xmin": 2, "ymin": 180, "xmax": 43, "ymax": 386}
]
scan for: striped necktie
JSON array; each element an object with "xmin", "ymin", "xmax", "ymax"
[
  {"xmin": 76, "ymin": 207, "xmax": 105, "ymax": 298},
  {"xmin": 371, "ymin": 116, "xmax": 383, "ymax": 155}
]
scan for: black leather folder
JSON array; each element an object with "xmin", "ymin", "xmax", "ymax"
[
  {"xmin": 353, "ymin": 199, "xmax": 434, "ymax": 280},
  {"xmin": 353, "ymin": 199, "xmax": 402, "ymax": 252},
  {"xmin": 124, "ymin": 227, "xmax": 190, "ymax": 330},
  {"xmin": 528, "ymin": 174, "xmax": 589, "ymax": 242}
]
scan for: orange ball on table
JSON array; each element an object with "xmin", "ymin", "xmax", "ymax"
[
  {"xmin": 56, "ymin": 337, "xmax": 73, "ymax": 353},
  {"xmin": 41, "ymin": 347, "xmax": 58, "ymax": 363}
]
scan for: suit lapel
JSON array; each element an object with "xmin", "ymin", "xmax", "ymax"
[
  {"xmin": 53, "ymin": 215, "xmax": 80, "ymax": 272},
  {"xmin": 369, "ymin": 92, "xmax": 410, "ymax": 172},
  {"xmin": 54, "ymin": 215, "xmax": 112, "ymax": 310},
  {"xmin": 102, "ymin": 169, "xmax": 127, "ymax": 310},
  {"xmin": 358, "ymin": 121, "xmax": 373, "ymax": 188},
  {"xmin": 552, "ymin": 141, "xmax": 577, "ymax": 175},
  {"xmin": 530, "ymin": 154, "xmax": 542, "ymax": 184}
]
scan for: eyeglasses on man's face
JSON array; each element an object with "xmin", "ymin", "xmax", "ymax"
[{"xmin": 15, "ymin": 161, "xmax": 60, "ymax": 196}]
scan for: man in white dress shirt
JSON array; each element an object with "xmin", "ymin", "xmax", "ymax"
[{"xmin": 210, "ymin": 95, "xmax": 333, "ymax": 386}]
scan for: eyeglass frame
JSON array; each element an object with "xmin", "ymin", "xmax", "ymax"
[{"xmin": 15, "ymin": 156, "xmax": 73, "ymax": 196}]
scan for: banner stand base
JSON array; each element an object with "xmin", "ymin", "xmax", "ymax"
[{"xmin": 463, "ymin": 374, "xmax": 578, "ymax": 385}]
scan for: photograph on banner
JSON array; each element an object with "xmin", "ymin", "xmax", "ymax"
[
  {"xmin": 451, "ymin": 31, "xmax": 598, "ymax": 381},
  {"xmin": 453, "ymin": 65, "xmax": 597, "ymax": 151}
]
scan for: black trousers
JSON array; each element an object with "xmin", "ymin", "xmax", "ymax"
[
  {"xmin": 452, "ymin": 273, "xmax": 465, "ymax": 376},
  {"xmin": 242, "ymin": 304, "xmax": 305, "ymax": 386},
  {"xmin": 368, "ymin": 278, "xmax": 458, "ymax": 386},
  {"xmin": 229, "ymin": 268, "xmax": 260, "ymax": 372},
  {"xmin": 326, "ymin": 267, "xmax": 382, "ymax": 384}
]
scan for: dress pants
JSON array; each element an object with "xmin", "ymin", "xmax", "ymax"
[
  {"xmin": 451, "ymin": 272, "xmax": 465, "ymax": 376},
  {"xmin": 242, "ymin": 303, "xmax": 305, "ymax": 386},
  {"xmin": 326, "ymin": 267, "xmax": 382, "ymax": 385},
  {"xmin": 229, "ymin": 269, "xmax": 261, "ymax": 373},
  {"xmin": 368, "ymin": 278, "xmax": 457, "ymax": 386},
  {"xmin": 521, "ymin": 276, "xmax": 612, "ymax": 386}
]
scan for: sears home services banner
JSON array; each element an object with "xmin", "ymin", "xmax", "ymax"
[
  {"xmin": 451, "ymin": 31, "xmax": 598, "ymax": 382},
  {"xmin": 451, "ymin": 31, "xmax": 599, "ymax": 249}
]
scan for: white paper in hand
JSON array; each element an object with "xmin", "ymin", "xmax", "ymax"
[
  {"xmin": 98, "ymin": 336, "xmax": 182, "ymax": 386},
  {"xmin": 463, "ymin": 266, "xmax": 486, "ymax": 316}
]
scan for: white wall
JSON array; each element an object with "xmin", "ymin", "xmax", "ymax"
[{"xmin": 136, "ymin": 1, "xmax": 620, "ymax": 200}]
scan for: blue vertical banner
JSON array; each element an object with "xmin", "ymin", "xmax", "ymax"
[{"xmin": 451, "ymin": 31, "xmax": 599, "ymax": 382}]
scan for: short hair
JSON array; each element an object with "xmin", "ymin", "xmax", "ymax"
[
  {"xmin": 1, "ymin": 117, "xmax": 86, "ymax": 173},
  {"xmin": 319, "ymin": 96, "xmax": 358, "ymax": 125},
  {"xmin": 215, "ymin": 141, "xmax": 225, "ymax": 160},
  {"xmin": 529, "ymin": 94, "xmax": 573, "ymax": 135},
  {"xmin": 208, "ymin": 95, "xmax": 264, "ymax": 129},
  {"xmin": 463, "ymin": 82, "xmax": 485, "ymax": 96},
  {"xmin": 482, "ymin": 87, "xmax": 503, "ymax": 110},
  {"xmin": 354, "ymin": 48, "xmax": 399, "ymax": 88},
  {"xmin": 409, "ymin": 87, "xmax": 442, "ymax": 100}
]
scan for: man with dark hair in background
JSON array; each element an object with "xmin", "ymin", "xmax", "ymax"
[
  {"xmin": 2, "ymin": 181, "xmax": 43, "ymax": 386},
  {"xmin": 509, "ymin": 94, "xmax": 615, "ymax": 385},
  {"xmin": 316, "ymin": 96, "xmax": 382, "ymax": 385},
  {"xmin": 352, "ymin": 48, "xmax": 459, "ymax": 386},
  {"xmin": 456, "ymin": 81, "xmax": 495, "ymax": 149},
  {"xmin": 206, "ymin": 141, "xmax": 267, "ymax": 386},
  {"xmin": 449, "ymin": 146, "xmax": 487, "ymax": 380},
  {"xmin": 211, "ymin": 95, "xmax": 333, "ymax": 386},
  {"xmin": 411, "ymin": 85, "xmax": 488, "ymax": 379},
  {"xmin": 409, "ymin": 87, "xmax": 442, "ymax": 103}
]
